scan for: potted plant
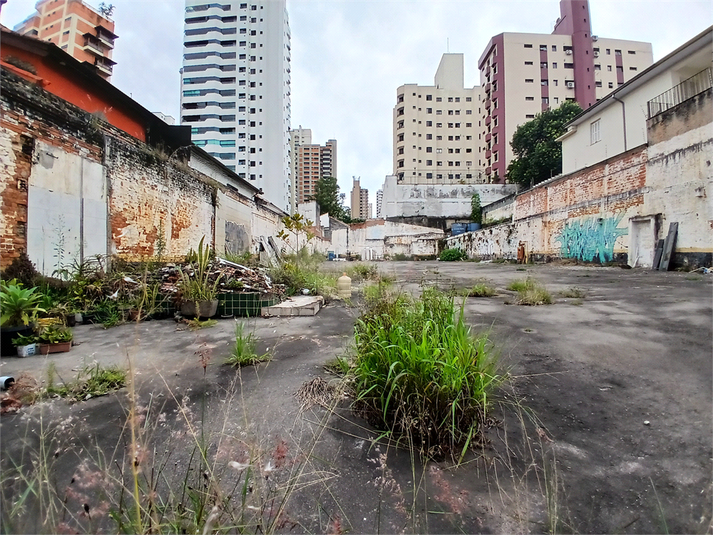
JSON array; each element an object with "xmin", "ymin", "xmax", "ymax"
[
  {"xmin": 38, "ymin": 325, "xmax": 73, "ymax": 354},
  {"xmin": 12, "ymin": 333, "xmax": 40, "ymax": 357},
  {"xmin": 0, "ymin": 279, "xmax": 46, "ymax": 357},
  {"xmin": 178, "ymin": 237, "xmax": 222, "ymax": 318}
]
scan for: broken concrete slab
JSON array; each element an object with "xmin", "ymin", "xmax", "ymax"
[{"xmin": 261, "ymin": 294, "xmax": 324, "ymax": 316}]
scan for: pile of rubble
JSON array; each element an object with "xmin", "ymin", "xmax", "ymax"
[{"xmin": 156, "ymin": 258, "xmax": 282, "ymax": 297}]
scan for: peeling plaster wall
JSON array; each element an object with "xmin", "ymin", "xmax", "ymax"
[
  {"xmin": 446, "ymin": 224, "xmax": 518, "ymax": 260},
  {"xmin": 106, "ymin": 139, "xmax": 215, "ymax": 260},
  {"xmin": 513, "ymin": 145, "xmax": 648, "ymax": 264},
  {"xmin": 329, "ymin": 219, "xmax": 444, "ymax": 259},
  {"xmin": 381, "ymin": 175, "xmax": 517, "ymax": 218},
  {"xmin": 216, "ymin": 189, "xmax": 253, "ymax": 255},
  {"xmin": 645, "ymin": 88, "xmax": 713, "ymax": 267}
]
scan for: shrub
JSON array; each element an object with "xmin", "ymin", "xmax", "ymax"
[
  {"xmin": 439, "ymin": 248, "xmax": 467, "ymax": 262},
  {"xmin": 351, "ymin": 286, "xmax": 502, "ymax": 459}
]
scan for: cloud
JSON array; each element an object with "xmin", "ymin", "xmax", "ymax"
[{"xmin": 2, "ymin": 0, "xmax": 711, "ymax": 206}]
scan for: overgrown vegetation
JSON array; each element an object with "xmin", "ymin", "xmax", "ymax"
[
  {"xmin": 439, "ymin": 248, "xmax": 468, "ymax": 262},
  {"xmin": 463, "ymin": 281, "xmax": 497, "ymax": 297},
  {"xmin": 507, "ymin": 277, "xmax": 553, "ymax": 305},
  {"xmin": 225, "ymin": 321, "xmax": 270, "ymax": 366},
  {"xmin": 559, "ymin": 286, "xmax": 586, "ymax": 299},
  {"xmin": 350, "ymin": 286, "xmax": 502, "ymax": 459},
  {"xmin": 44, "ymin": 362, "xmax": 126, "ymax": 401}
]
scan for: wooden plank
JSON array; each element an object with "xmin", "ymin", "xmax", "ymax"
[
  {"xmin": 652, "ymin": 239, "xmax": 665, "ymax": 270},
  {"xmin": 659, "ymin": 223, "xmax": 678, "ymax": 271}
]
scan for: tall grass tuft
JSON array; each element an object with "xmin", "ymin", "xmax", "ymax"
[
  {"xmin": 351, "ymin": 286, "xmax": 502, "ymax": 459},
  {"xmin": 507, "ymin": 277, "xmax": 553, "ymax": 305}
]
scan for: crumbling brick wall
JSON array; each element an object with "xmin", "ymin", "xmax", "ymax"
[{"xmin": 513, "ymin": 146, "xmax": 648, "ymax": 263}]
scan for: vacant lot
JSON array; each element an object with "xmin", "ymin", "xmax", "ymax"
[{"xmin": 1, "ymin": 262, "xmax": 711, "ymax": 533}]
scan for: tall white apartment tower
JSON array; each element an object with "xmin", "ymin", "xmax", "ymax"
[{"xmin": 181, "ymin": 0, "xmax": 292, "ymax": 212}]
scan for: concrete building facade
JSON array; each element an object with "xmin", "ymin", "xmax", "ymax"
[
  {"xmin": 478, "ymin": 0, "xmax": 653, "ymax": 182},
  {"xmin": 13, "ymin": 0, "xmax": 118, "ymax": 80},
  {"xmin": 350, "ymin": 177, "xmax": 369, "ymax": 220},
  {"xmin": 393, "ymin": 54, "xmax": 484, "ymax": 186},
  {"xmin": 289, "ymin": 129, "xmax": 337, "ymax": 209},
  {"xmin": 180, "ymin": 0, "xmax": 292, "ymax": 213}
]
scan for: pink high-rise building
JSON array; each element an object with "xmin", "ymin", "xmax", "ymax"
[{"xmin": 478, "ymin": 0, "xmax": 653, "ymax": 182}]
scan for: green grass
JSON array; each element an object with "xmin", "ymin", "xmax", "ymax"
[
  {"xmin": 507, "ymin": 277, "xmax": 553, "ymax": 305},
  {"xmin": 225, "ymin": 321, "xmax": 270, "ymax": 367},
  {"xmin": 269, "ymin": 257, "xmax": 336, "ymax": 297},
  {"xmin": 351, "ymin": 286, "xmax": 502, "ymax": 459},
  {"xmin": 186, "ymin": 318, "xmax": 218, "ymax": 330},
  {"xmin": 44, "ymin": 362, "xmax": 126, "ymax": 401},
  {"xmin": 463, "ymin": 282, "xmax": 497, "ymax": 297}
]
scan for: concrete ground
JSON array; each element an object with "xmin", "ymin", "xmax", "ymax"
[{"xmin": 1, "ymin": 261, "xmax": 711, "ymax": 533}]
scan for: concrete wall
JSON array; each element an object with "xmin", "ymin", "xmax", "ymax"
[
  {"xmin": 483, "ymin": 194, "xmax": 515, "ymax": 223},
  {"xmin": 446, "ymin": 223, "xmax": 518, "ymax": 260},
  {"xmin": 1, "ymin": 70, "xmax": 290, "ymax": 272},
  {"xmin": 329, "ymin": 219, "xmax": 444, "ymax": 259},
  {"xmin": 644, "ymin": 88, "xmax": 713, "ymax": 267},
  {"xmin": 381, "ymin": 174, "xmax": 517, "ymax": 219}
]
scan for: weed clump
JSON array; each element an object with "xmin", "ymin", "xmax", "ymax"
[
  {"xmin": 439, "ymin": 248, "xmax": 468, "ymax": 262},
  {"xmin": 351, "ymin": 286, "xmax": 502, "ymax": 459},
  {"xmin": 226, "ymin": 321, "xmax": 270, "ymax": 366},
  {"xmin": 559, "ymin": 286, "xmax": 586, "ymax": 299},
  {"xmin": 464, "ymin": 281, "xmax": 497, "ymax": 297},
  {"xmin": 45, "ymin": 363, "xmax": 126, "ymax": 402},
  {"xmin": 507, "ymin": 277, "xmax": 553, "ymax": 305}
]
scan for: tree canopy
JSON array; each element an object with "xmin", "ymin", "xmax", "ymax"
[
  {"xmin": 310, "ymin": 176, "xmax": 348, "ymax": 221},
  {"xmin": 506, "ymin": 101, "xmax": 582, "ymax": 187}
]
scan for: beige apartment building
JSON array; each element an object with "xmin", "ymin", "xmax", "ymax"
[
  {"xmin": 351, "ymin": 177, "xmax": 369, "ymax": 220},
  {"xmin": 393, "ymin": 53, "xmax": 484, "ymax": 185},
  {"xmin": 478, "ymin": 0, "xmax": 653, "ymax": 181},
  {"xmin": 290, "ymin": 128, "xmax": 338, "ymax": 209},
  {"xmin": 14, "ymin": 0, "xmax": 118, "ymax": 79}
]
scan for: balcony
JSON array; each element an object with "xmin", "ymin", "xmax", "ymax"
[
  {"xmin": 647, "ymin": 67, "xmax": 712, "ymax": 118},
  {"xmin": 83, "ymin": 37, "xmax": 105, "ymax": 56},
  {"xmin": 485, "ymin": 149, "xmax": 491, "ymax": 159},
  {"xmin": 485, "ymin": 132, "xmax": 491, "ymax": 143},
  {"xmin": 484, "ymin": 83, "xmax": 491, "ymax": 94},
  {"xmin": 485, "ymin": 166, "xmax": 491, "ymax": 175},
  {"xmin": 485, "ymin": 115, "xmax": 491, "ymax": 126},
  {"xmin": 484, "ymin": 98, "xmax": 491, "ymax": 110}
]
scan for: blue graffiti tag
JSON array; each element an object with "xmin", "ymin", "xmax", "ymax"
[{"xmin": 555, "ymin": 213, "xmax": 628, "ymax": 263}]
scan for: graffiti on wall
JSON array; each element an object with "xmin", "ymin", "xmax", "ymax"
[{"xmin": 555, "ymin": 213, "xmax": 628, "ymax": 263}]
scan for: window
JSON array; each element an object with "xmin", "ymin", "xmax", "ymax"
[
  {"xmin": 426, "ymin": 108, "xmax": 432, "ymax": 113},
  {"xmin": 426, "ymin": 94, "xmax": 432, "ymax": 101},
  {"xmin": 628, "ymin": 50, "xmax": 636, "ymax": 55},
  {"xmin": 525, "ymin": 61, "xmax": 534, "ymax": 65},
  {"xmin": 466, "ymin": 110, "xmax": 472, "ymax": 115},
  {"xmin": 542, "ymin": 97, "xmax": 549, "ymax": 104},
  {"xmin": 553, "ymin": 79, "xmax": 558, "ymax": 86},
  {"xmin": 553, "ymin": 96, "xmax": 559, "ymax": 104},
  {"xmin": 425, "ymin": 121, "xmax": 432, "ymax": 127},
  {"xmin": 526, "ymin": 114, "xmax": 535, "ymax": 119},
  {"xmin": 615, "ymin": 49, "xmax": 622, "ymax": 56},
  {"xmin": 426, "ymin": 160, "xmax": 432, "ymax": 166},
  {"xmin": 594, "ymin": 64, "xmax": 601, "ymax": 70},
  {"xmin": 448, "ymin": 110, "xmax": 453, "ymax": 115},
  {"xmin": 436, "ymin": 148, "xmax": 443, "ymax": 154},
  {"xmin": 436, "ymin": 97, "xmax": 442, "ymax": 102},
  {"xmin": 564, "ymin": 63, "xmax": 574, "ymax": 69},
  {"xmin": 525, "ymin": 78, "xmax": 534, "ymax": 83},
  {"xmin": 552, "ymin": 45, "xmax": 557, "ymax": 52},
  {"xmin": 595, "ymin": 81, "xmax": 602, "ymax": 87},
  {"xmin": 466, "ymin": 97, "xmax": 472, "ymax": 102},
  {"xmin": 465, "ymin": 123, "xmax": 472, "ymax": 127},
  {"xmin": 426, "ymin": 147, "xmax": 432, "ymax": 153},
  {"xmin": 541, "ymin": 62, "xmax": 548, "ymax": 69},
  {"xmin": 525, "ymin": 96, "xmax": 535, "ymax": 101},
  {"xmin": 629, "ymin": 66, "xmax": 637, "ymax": 71},
  {"xmin": 606, "ymin": 48, "xmax": 611, "ymax": 55},
  {"xmin": 455, "ymin": 97, "xmax": 460, "ymax": 102},
  {"xmin": 436, "ymin": 109, "xmax": 442, "ymax": 115},
  {"xmin": 437, "ymin": 161, "xmax": 443, "ymax": 166},
  {"xmin": 426, "ymin": 173, "xmax": 433, "ymax": 179},
  {"xmin": 608, "ymin": 82, "xmax": 614, "ymax": 88},
  {"xmin": 607, "ymin": 65, "xmax": 612, "ymax": 71},
  {"xmin": 552, "ymin": 62, "xmax": 557, "ymax": 69},
  {"xmin": 524, "ymin": 43, "xmax": 533, "ymax": 48},
  {"xmin": 590, "ymin": 119, "xmax": 601, "ymax": 144},
  {"xmin": 448, "ymin": 97, "xmax": 453, "ymax": 102},
  {"xmin": 541, "ymin": 79, "xmax": 548, "ymax": 86},
  {"xmin": 426, "ymin": 134, "xmax": 432, "ymax": 140},
  {"xmin": 436, "ymin": 123, "xmax": 442, "ymax": 128}
]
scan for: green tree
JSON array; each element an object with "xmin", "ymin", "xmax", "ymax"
[
  {"xmin": 470, "ymin": 192, "xmax": 482, "ymax": 224},
  {"xmin": 310, "ymin": 176, "xmax": 345, "ymax": 220},
  {"xmin": 506, "ymin": 101, "xmax": 582, "ymax": 187}
]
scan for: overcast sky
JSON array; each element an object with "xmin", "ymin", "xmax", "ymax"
[{"xmin": 2, "ymin": 0, "xmax": 711, "ymax": 206}]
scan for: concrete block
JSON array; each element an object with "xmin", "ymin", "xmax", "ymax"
[{"xmin": 261, "ymin": 295, "xmax": 324, "ymax": 317}]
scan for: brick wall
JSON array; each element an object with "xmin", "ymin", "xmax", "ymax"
[{"xmin": 513, "ymin": 145, "xmax": 648, "ymax": 263}]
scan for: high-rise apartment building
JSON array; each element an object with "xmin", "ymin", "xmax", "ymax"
[
  {"xmin": 393, "ymin": 54, "xmax": 484, "ymax": 185},
  {"xmin": 181, "ymin": 0, "xmax": 291, "ymax": 212},
  {"xmin": 478, "ymin": 0, "xmax": 653, "ymax": 182},
  {"xmin": 289, "ymin": 129, "xmax": 338, "ymax": 208},
  {"xmin": 375, "ymin": 189, "xmax": 383, "ymax": 218},
  {"xmin": 350, "ymin": 177, "xmax": 369, "ymax": 220},
  {"xmin": 13, "ymin": 0, "xmax": 117, "ymax": 79}
]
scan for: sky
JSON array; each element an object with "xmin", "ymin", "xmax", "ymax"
[{"xmin": 1, "ymin": 0, "xmax": 711, "ymax": 207}]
